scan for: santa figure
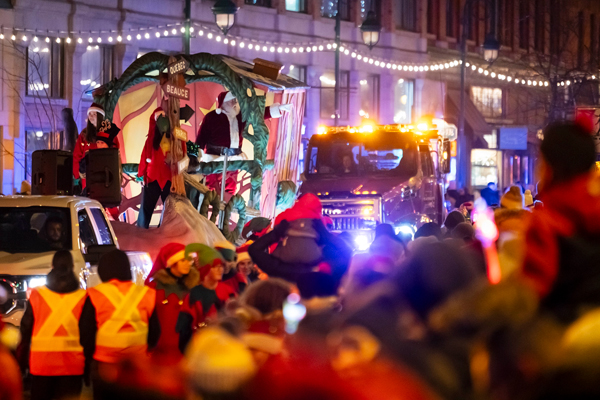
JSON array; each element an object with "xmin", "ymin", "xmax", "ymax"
[
  {"xmin": 137, "ymin": 108, "xmax": 177, "ymax": 228},
  {"xmin": 73, "ymin": 103, "xmax": 120, "ymax": 189},
  {"xmin": 196, "ymin": 91, "xmax": 292, "ymax": 194}
]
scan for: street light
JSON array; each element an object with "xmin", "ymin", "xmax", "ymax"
[
  {"xmin": 212, "ymin": 0, "xmax": 239, "ymax": 36},
  {"xmin": 360, "ymin": 10, "xmax": 381, "ymax": 50},
  {"xmin": 482, "ymin": 33, "xmax": 500, "ymax": 63}
]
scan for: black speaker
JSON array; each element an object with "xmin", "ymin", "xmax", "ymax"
[
  {"xmin": 32, "ymin": 150, "xmax": 73, "ymax": 195},
  {"xmin": 86, "ymin": 148, "xmax": 122, "ymax": 207}
]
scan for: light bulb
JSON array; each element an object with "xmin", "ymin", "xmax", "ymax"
[
  {"xmin": 22, "ymin": 35, "xmax": 27, "ymax": 41},
  {"xmin": 318, "ymin": 45, "xmax": 323, "ymax": 51},
  {"xmin": 164, "ymin": 30, "xmax": 168, "ymax": 36},
  {"xmin": 285, "ymin": 48, "xmax": 290, "ymax": 53},
  {"xmin": 155, "ymin": 32, "xmax": 160, "ymax": 38},
  {"xmin": 33, "ymin": 36, "xmax": 38, "ymax": 42},
  {"xmin": 231, "ymin": 40, "xmax": 236, "ymax": 46},
  {"xmin": 45, "ymin": 37, "xmax": 50, "ymax": 43},
  {"xmin": 11, "ymin": 34, "xmax": 15, "ymax": 40},
  {"xmin": 136, "ymin": 34, "xmax": 141, "ymax": 40},
  {"xmin": 181, "ymin": 27, "xmax": 185, "ymax": 33},
  {"xmin": 97, "ymin": 37, "xmax": 101, "ymax": 43},
  {"xmin": 312, "ymin": 45, "xmax": 317, "ymax": 51},
  {"xmin": 88, "ymin": 37, "xmax": 93, "ymax": 43},
  {"xmin": 240, "ymin": 42, "xmax": 245, "ymax": 48},
  {"xmin": 172, "ymin": 28, "xmax": 177, "ymax": 35},
  {"xmin": 56, "ymin": 37, "xmax": 61, "ymax": 43},
  {"xmin": 117, "ymin": 36, "xmax": 122, "ymax": 42},
  {"xmin": 77, "ymin": 37, "xmax": 83, "ymax": 44},
  {"xmin": 66, "ymin": 37, "xmax": 72, "ymax": 44},
  {"xmin": 199, "ymin": 30, "xmax": 204, "ymax": 36},
  {"xmin": 277, "ymin": 47, "xmax": 282, "ymax": 52},
  {"xmin": 127, "ymin": 35, "xmax": 132, "ymax": 41},
  {"xmin": 224, "ymin": 38, "xmax": 229, "ymax": 44},
  {"xmin": 190, "ymin": 27, "xmax": 194, "ymax": 33},
  {"xmin": 216, "ymin": 36, "xmax": 222, "ymax": 42},
  {"xmin": 207, "ymin": 33, "xmax": 213, "ymax": 39},
  {"xmin": 144, "ymin": 33, "xmax": 150, "ymax": 39},
  {"xmin": 108, "ymin": 36, "xmax": 113, "ymax": 42}
]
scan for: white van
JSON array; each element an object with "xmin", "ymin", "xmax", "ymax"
[{"xmin": 0, "ymin": 195, "xmax": 152, "ymax": 326}]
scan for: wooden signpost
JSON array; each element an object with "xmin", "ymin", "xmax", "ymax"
[{"xmin": 164, "ymin": 55, "xmax": 191, "ymax": 195}]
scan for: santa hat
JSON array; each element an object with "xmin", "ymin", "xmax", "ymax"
[
  {"xmin": 214, "ymin": 240, "xmax": 237, "ymax": 262},
  {"xmin": 87, "ymin": 102, "xmax": 105, "ymax": 117},
  {"xmin": 501, "ymin": 186, "xmax": 524, "ymax": 209},
  {"xmin": 145, "ymin": 243, "xmax": 186, "ymax": 284},
  {"xmin": 236, "ymin": 242, "xmax": 252, "ymax": 265},
  {"xmin": 215, "ymin": 91, "xmax": 236, "ymax": 115},
  {"xmin": 186, "ymin": 243, "xmax": 225, "ymax": 280}
]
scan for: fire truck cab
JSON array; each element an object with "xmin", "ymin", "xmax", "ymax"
[{"xmin": 299, "ymin": 120, "xmax": 456, "ymax": 250}]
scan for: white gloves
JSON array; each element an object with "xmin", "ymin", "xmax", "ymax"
[{"xmin": 269, "ymin": 103, "xmax": 293, "ymax": 118}]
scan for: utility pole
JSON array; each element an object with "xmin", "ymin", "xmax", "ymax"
[
  {"xmin": 457, "ymin": 0, "xmax": 469, "ymax": 190},
  {"xmin": 183, "ymin": 0, "xmax": 191, "ymax": 55},
  {"xmin": 334, "ymin": 0, "xmax": 341, "ymax": 127}
]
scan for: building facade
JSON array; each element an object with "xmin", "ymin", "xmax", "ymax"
[{"xmin": 1, "ymin": 0, "xmax": 599, "ymax": 195}]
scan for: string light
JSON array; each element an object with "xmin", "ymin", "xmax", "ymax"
[
  {"xmin": 77, "ymin": 37, "xmax": 82, "ymax": 44},
  {"xmin": 66, "ymin": 37, "xmax": 72, "ymax": 44},
  {"xmin": 190, "ymin": 27, "xmax": 194, "ymax": 33},
  {"xmin": 56, "ymin": 37, "xmax": 61, "ymax": 43},
  {"xmin": 22, "ymin": 35, "xmax": 27, "ymax": 41},
  {"xmin": 172, "ymin": 28, "xmax": 177, "ymax": 35},
  {"xmin": 144, "ymin": 33, "xmax": 150, "ymax": 39},
  {"xmin": 136, "ymin": 34, "xmax": 141, "ymax": 40},
  {"xmin": 155, "ymin": 32, "xmax": 160, "ymax": 38},
  {"xmin": 0, "ymin": 34, "xmax": 4, "ymax": 40},
  {"xmin": 97, "ymin": 37, "xmax": 102, "ymax": 43},
  {"xmin": 127, "ymin": 35, "xmax": 132, "ymax": 41},
  {"xmin": 164, "ymin": 30, "xmax": 168, "ymax": 36},
  {"xmin": 45, "ymin": 37, "xmax": 50, "ymax": 43},
  {"xmin": 88, "ymin": 37, "xmax": 93, "ymax": 43}
]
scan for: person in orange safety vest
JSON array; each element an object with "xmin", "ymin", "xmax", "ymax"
[
  {"xmin": 79, "ymin": 249, "xmax": 160, "ymax": 400},
  {"xmin": 17, "ymin": 250, "xmax": 87, "ymax": 400}
]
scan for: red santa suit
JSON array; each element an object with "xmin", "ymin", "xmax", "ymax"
[{"xmin": 195, "ymin": 91, "xmax": 289, "ymax": 194}]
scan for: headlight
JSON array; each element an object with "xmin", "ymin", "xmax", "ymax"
[
  {"xmin": 354, "ymin": 234, "xmax": 371, "ymax": 251},
  {"xmin": 28, "ymin": 276, "xmax": 46, "ymax": 289},
  {"xmin": 395, "ymin": 224, "xmax": 416, "ymax": 240}
]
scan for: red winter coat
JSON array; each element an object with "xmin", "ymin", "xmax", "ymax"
[
  {"xmin": 138, "ymin": 132, "xmax": 172, "ymax": 189},
  {"xmin": 73, "ymin": 129, "xmax": 120, "ymax": 187},
  {"xmin": 147, "ymin": 268, "xmax": 199, "ymax": 364},
  {"xmin": 196, "ymin": 107, "xmax": 273, "ymax": 154},
  {"xmin": 521, "ymin": 173, "xmax": 600, "ymax": 298}
]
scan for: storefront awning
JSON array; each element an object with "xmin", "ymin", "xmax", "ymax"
[{"xmin": 445, "ymin": 89, "xmax": 492, "ymax": 148}]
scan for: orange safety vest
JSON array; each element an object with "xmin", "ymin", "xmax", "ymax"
[
  {"xmin": 87, "ymin": 280, "xmax": 156, "ymax": 363},
  {"xmin": 29, "ymin": 286, "xmax": 87, "ymax": 376}
]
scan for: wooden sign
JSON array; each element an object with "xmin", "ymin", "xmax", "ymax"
[
  {"xmin": 168, "ymin": 58, "xmax": 190, "ymax": 76},
  {"xmin": 165, "ymin": 82, "xmax": 190, "ymax": 100},
  {"xmin": 173, "ymin": 126, "xmax": 188, "ymax": 142}
]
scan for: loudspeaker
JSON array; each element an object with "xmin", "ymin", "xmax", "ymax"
[
  {"xmin": 86, "ymin": 148, "xmax": 122, "ymax": 207},
  {"xmin": 32, "ymin": 150, "xmax": 73, "ymax": 195}
]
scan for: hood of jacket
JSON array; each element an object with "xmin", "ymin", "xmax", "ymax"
[
  {"xmin": 151, "ymin": 266, "xmax": 199, "ymax": 290},
  {"xmin": 46, "ymin": 268, "xmax": 80, "ymax": 294}
]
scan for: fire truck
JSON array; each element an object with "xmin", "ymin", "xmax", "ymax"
[{"xmin": 298, "ymin": 120, "xmax": 456, "ymax": 250}]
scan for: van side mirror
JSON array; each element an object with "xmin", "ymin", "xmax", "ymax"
[{"xmin": 441, "ymin": 140, "xmax": 451, "ymax": 174}]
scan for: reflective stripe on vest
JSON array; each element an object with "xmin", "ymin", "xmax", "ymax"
[
  {"xmin": 31, "ymin": 286, "xmax": 86, "ymax": 353},
  {"xmin": 94, "ymin": 283, "xmax": 150, "ymax": 349}
]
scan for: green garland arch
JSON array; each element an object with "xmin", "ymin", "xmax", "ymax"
[{"xmin": 93, "ymin": 52, "xmax": 271, "ymax": 207}]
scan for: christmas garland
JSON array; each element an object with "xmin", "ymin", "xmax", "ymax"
[{"xmin": 220, "ymin": 194, "xmax": 247, "ymax": 243}]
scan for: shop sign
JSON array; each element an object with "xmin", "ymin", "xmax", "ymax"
[{"xmin": 499, "ymin": 127, "xmax": 528, "ymax": 150}]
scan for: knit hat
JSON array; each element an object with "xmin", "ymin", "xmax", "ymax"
[
  {"xmin": 501, "ymin": 186, "xmax": 524, "ymax": 209},
  {"xmin": 451, "ymin": 222, "xmax": 476, "ymax": 241},
  {"xmin": 242, "ymin": 217, "xmax": 271, "ymax": 240},
  {"xmin": 540, "ymin": 122, "xmax": 595, "ymax": 184},
  {"xmin": 185, "ymin": 243, "xmax": 225, "ymax": 280},
  {"xmin": 236, "ymin": 242, "xmax": 252, "ymax": 264},
  {"xmin": 98, "ymin": 249, "xmax": 132, "ymax": 282},
  {"xmin": 524, "ymin": 190, "xmax": 534, "ymax": 207},
  {"xmin": 214, "ymin": 240, "xmax": 237, "ymax": 262},
  {"xmin": 185, "ymin": 326, "xmax": 257, "ymax": 395},
  {"xmin": 87, "ymin": 102, "xmax": 105, "ymax": 117},
  {"xmin": 145, "ymin": 243, "xmax": 186, "ymax": 284},
  {"xmin": 215, "ymin": 91, "xmax": 236, "ymax": 115},
  {"xmin": 444, "ymin": 210, "xmax": 466, "ymax": 231}
]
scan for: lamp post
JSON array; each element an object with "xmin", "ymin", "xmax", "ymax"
[
  {"xmin": 333, "ymin": 1, "xmax": 381, "ymax": 127},
  {"xmin": 457, "ymin": 0, "xmax": 499, "ymax": 189},
  {"xmin": 212, "ymin": 0, "xmax": 239, "ymax": 36}
]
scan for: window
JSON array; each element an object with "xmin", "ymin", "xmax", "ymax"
[
  {"xmin": 471, "ymin": 87, "xmax": 503, "ymax": 118},
  {"xmin": 550, "ymin": 0, "xmax": 560, "ymax": 54},
  {"xmin": 320, "ymin": 71, "xmax": 349, "ymax": 120},
  {"xmin": 90, "ymin": 208, "xmax": 114, "ymax": 245},
  {"xmin": 519, "ymin": 1, "xmax": 530, "ymax": 49},
  {"xmin": 578, "ymin": 11, "xmax": 585, "ymax": 69},
  {"xmin": 395, "ymin": 0, "xmax": 417, "ymax": 32},
  {"xmin": 446, "ymin": 0, "xmax": 459, "ymax": 38},
  {"xmin": 591, "ymin": 15, "xmax": 597, "ymax": 68},
  {"xmin": 394, "ymin": 79, "xmax": 414, "ymax": 123},
  {"xmin": 78, "ymin": 210, "xmax": 97, "ymax": 252},
  {"xmin": 427, "ymin": 0, "xmax": 439, "ymax": 35},
  {"xmin": 361, "ymin": 0, "xmax": 381, "ymax": 21},
  {"xmin": 26, "ymin": 39, "xmax": 63, "ymax": 97},
  {"xmin": 534, "ymin": 0, "xmax": 545, "ymax": 52},
  {"xmin": 471, "ymin": 149, "xmax": 500, "ymax": 188},
  {"xmin": 0, "ymin": 207, "xmax": 72, "ymax": 253},
  {"xmin": 322, "ymin": 0, "xmax": 350, "ymax": 20},
  {"xmin": 467, "ymin": 1, "xmax": 479, "ymax": 41},
  {"xmin": 286, "ymin": 0, "xmax": 307, "ymax": 13},
  {"xmin": 499, "ymin": 0, "xmax": 514, "ymax": 46},
  {"xmin": 287, "ymin": 65, "xmax": 307, "ymax": 83},
  {"xmin": 246, "ymin": 0, "xmax": 271, "ymax": 6},
  {"xmin": 81, "ymin": 45, "xmax": 113, "ymax": 99},
  {"xmin": 359, "ymin": 75, "xmax": 379, "ymax": 120}
]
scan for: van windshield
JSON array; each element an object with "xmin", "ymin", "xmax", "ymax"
[
  {"xmin": 0, "ymin": 207, "xmax": 72, "ymax": 254},
  {"xmin": 307, "ymin": 133, "xmax": 418, "ymax": 178}
]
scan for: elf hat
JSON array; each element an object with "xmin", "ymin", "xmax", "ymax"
[
  {"xmin": 145, "ymin": 243, "xmax": 186, "ymax": 284},
  {"xmin": 214, "ymin": 240, "xmax": 237, "ymax": 262},
  {"xmin": 236, "ymin": 242, "xmax": 252, "ymax": 264},
  {"xmin": 215, "ymin": 91, "xmax": 236, "ymax": 115},
  {"xmin": 186, "ymin": 243, "xmax": 225, "ymax": 280},
  {"xmin": 501, "ymin": 186, "xmax": 524, "ymax": 209},
  {"xmin": 88, "ymin": 102, "xmax": 105, "ymax": 117}
]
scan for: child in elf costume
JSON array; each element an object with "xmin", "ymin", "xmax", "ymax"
[
  {"xmin": 176, "ymin": 244, "xmax": 235, "ymax": 353},
  {"xmin": 214, "ymin": 240, "xmax": 248, "ymax": 295},
  {"xmin": 145, "ymin": 243, "xmax": 199, "ymax": 364}
]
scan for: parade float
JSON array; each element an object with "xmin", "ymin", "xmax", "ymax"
[{"xmin": 92, "ymin": 51, "xmax": 307, "ymax": 247}]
